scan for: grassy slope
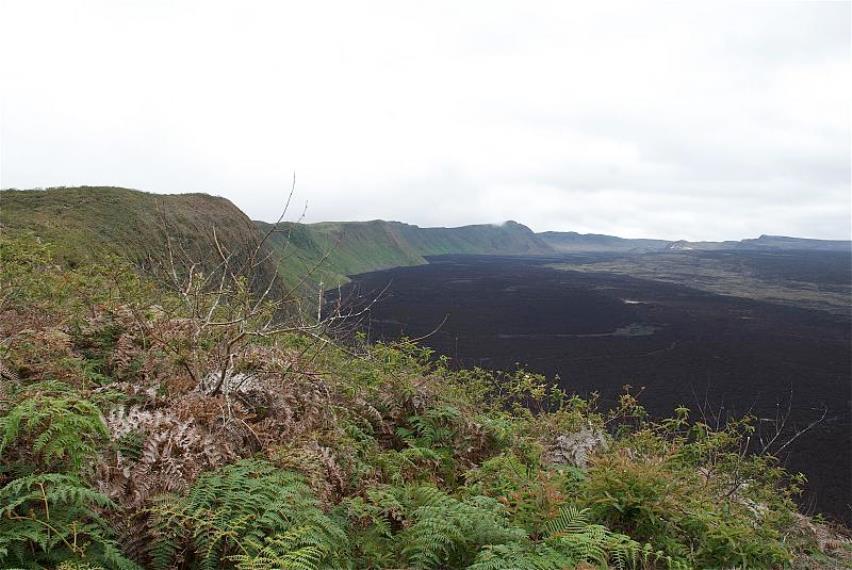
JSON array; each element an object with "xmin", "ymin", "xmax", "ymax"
[
  {"xmin": 259, "ymin": 220, "xmax": 428, "ymax": 290},
  {"xmin": 396, "ymin": 220, "xmax": 552, "ymax": 256},
  {"xmin": 1, "ymin": 187, "xmax": 260, "ymax": 260},
  {"xmin": 261, "ymin": 219, "xmax": 555, "ymax": 289},
  {"xmin": 2, "ymin": 187, "xmax": 554, "ymax": 296},
  {"xmin": 0, "ymin": 186, "xmax": 283, "ymax": 296}
]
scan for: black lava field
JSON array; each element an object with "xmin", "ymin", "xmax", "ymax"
[{"xmin": 333, "ymin": 254, "xmax": 852, "ymax": 523}]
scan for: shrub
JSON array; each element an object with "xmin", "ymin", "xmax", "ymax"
[{"xmin": 581, "ymin": 416, "xmax": 796, "ymax": 568}]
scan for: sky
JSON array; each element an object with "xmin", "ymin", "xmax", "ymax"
[{"xmin": 1, "ymin": 1, "xmax": 850, "ymax": 241}]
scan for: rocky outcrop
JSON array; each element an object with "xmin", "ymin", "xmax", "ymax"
[{"xmin": 543, "ymin": 427, "xmax": 608, "ymax": 469}]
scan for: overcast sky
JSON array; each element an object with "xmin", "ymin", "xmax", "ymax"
[{"xmin": 1, "ymin": 1, "xmax": 849, "ymax": 240}]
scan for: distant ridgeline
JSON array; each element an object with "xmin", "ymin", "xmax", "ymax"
[
  {"xmin": 2, "ymin": 186, "xmax": 849, "ymax": 296},
  {"xmin": 538, "ymin": 231, "xmax": 852, "ymax": 253}
]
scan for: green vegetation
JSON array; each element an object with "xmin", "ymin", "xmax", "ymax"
[
  {"xmin": 0, "ymin": 224, "xmax": 846, "ymax": 570},
  {"xmin": 261, "ymin": 219, "xmax": 554, "ymax": 289},
  {"xmin": 0, "ymin": 187, "xmax": 283, "ymax": 301},
  {"xmin": 0, "ymin": 187, "xmax": 266, "ymax": 267},
  {"xmin": 537, "ymin": 231, "xmax": 670, "ymax": 253},
  {"xmin": 2, "ymin": 188, "xmax": 552, "ymax": 297},
  {"xmin": 393, "ymin": 220, "xmax": 552, "ymax": 257},
  {"xmin": 1, "ymin": 224, "xmax": 849, "ymax": 569},
  {"xmin": 258, "ymin": 220, "xmax": 427, "ymax": 289},
  {"xmin": 150, "ymin": 459, "xmax": 349, "ymax": 569}
]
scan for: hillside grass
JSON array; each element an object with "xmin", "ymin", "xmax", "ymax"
[
  {"xmin": 260, "ymin": 219, "xmax": 554, "ymax": 291},
  {"xmin": 1, "ymin": 187, "xmax": 262, "ymax": 264},
  {"xmin": 258, "ymin": 220, "xmax": 427, "ymax": 290},
  {"xmin": 1, "ymin": 186, "xmax": 292, "ymax": 312},
  {"xmin": 3, "ymin": 187, "xmax": 552, "ymax": 298},
  {"xmin": 395, "ymin": 220, "xmax": 554, "ymax": 256}
]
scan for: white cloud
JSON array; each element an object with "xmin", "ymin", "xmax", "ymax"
[{"xmin": 1, "ymin": 0, "xmax": 849, "ymax": 240}]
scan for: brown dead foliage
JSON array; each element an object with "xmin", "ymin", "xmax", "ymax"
[
  {"xmin": 789, "ymin": 514, "xmax": 852, "ymax": 569},
  {"xmin": 4, "ymin": 326, "xmax": 82, "ymax": 385},
  {"xmin": 4, "ymin": 302, "xmax": 505, "ymax": 516},
  {"xmin": 99, "ymin": 405, "xmax": 238, "ymax": 508}
]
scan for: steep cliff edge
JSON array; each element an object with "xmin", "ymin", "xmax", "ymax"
[
  {"xmin": 261, "ymin": 218, "xmax": 555, "ymax": 289},
  {"xmin": 1, "ymin": 187, "xmax": 284, "ymax": 298}
]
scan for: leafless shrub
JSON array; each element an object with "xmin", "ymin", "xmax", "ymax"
[{"xmin": 132, "ymin": 176, "xmax": 384, "ymax": 400}]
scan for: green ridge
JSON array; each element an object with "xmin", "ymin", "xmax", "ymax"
[
  {"xmin": 260, "ymin": 219, "xmax": 554, "ymax": 289},
  {"xmin": 3, "ymin": 187, "xmax": 554, "ymax": 296},
  {"xmin": 0, "ymin": 187, "xmax": 283, "ymax": 298}
]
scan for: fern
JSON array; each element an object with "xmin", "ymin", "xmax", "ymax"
[
  {"xmin": 469, "ymin": 506, "xmax": 683, "ymax": 570},
  {"xmin": 400, "ymin": 486, "xmax": 526, "ymax": 569},
  {"xmin": 400, "ymin": 405, "xmax": 463, "ymax": 449},
  {"xmin": 229, "ymin": 525, "xmax": 349, "ymax": 570},
  {"xmin": 114, "ymin": 429, "xmax": 144, "ymax": 463},
  {"xmin": 550, "ymin": 506, "xmax": 676, "ymax": 569},
  {"xmin": 149, "ymin": 458, "xmax": 348, "ymax": 569},
  {"xmin": 394, "ymin": 406, "xmax": 465, "ymax": 483},
  {"xmin": 544, "ymin": 504, "xmax": 592, "ymax": 535},
  {"xmin": 0, "ymin": 473, "xmax": 138, "ymax": 570},
  {"xmin": 0, "ymin": 381, "xmax": 108, "ymax": 474},
  {"xmin": 469, "ymin": 542, "xmax": 579, "ymax": 570},
  {"xmin": 57, "ymin": 563, "xmax": 107, "ymax": 570},
  {"xmin": 341, "ymin": 484, "xmax": 406, "ymax": 567}
]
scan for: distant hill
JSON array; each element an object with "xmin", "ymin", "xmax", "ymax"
[
  {"xmin": 664, "ymin": 239, "xmax": 737, "ymax": 251},
  {"xmin": 395, "ymin": 220, "xmax": 553, "ymax": 256},
  {"xmin": 538, "ymin": 231, "xmax": 670, "ymax": 253},
  {"xmin": 663, "ymin": 235, "xmax": 851, "ymax": 252},
  {"xmin": 539, "ymin": 231, "xmax": 851, "ymax": 253},
  {"xmin": 737, "ymin": 234, "xmax": 852, "ymax": 251}
]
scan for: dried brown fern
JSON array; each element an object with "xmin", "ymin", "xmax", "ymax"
[{"xmin": 100, "ymin": 406, "xmax": 237, "ymax": 507}]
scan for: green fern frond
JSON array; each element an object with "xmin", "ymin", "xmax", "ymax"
[
  {"xmin": 400, "ymin": 486, "xmax": 525, "ymax": 569},
  {"xmin": 230, "ymin": 525, "xmax": 345, "ymax": 570},
  {"xmin": 544, "ymin": 505, "xmax": 591, "ymax": 536},
  {"xmin": 0, "ymin": 382, "xmax": 108, "ymax": 473},
  {"xmin": 469, "ymin": 542, "xmax": 577, "ymax": 570},
  {"xmin": 0, "ymin": 473, "xmax": 137, "ymax": 570},
  {"xmin": 149, "ymin": 459, "xmax": 349, "ymax": 569}
]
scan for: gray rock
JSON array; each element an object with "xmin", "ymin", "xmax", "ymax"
[{"xmin": 544, "ymin": 427, "xmax": 608, "ymax": 469}]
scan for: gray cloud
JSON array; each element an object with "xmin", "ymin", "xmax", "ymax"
[{"xmin": 1, "ymin": 1, "xmax": 849, "ymax": 241}]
